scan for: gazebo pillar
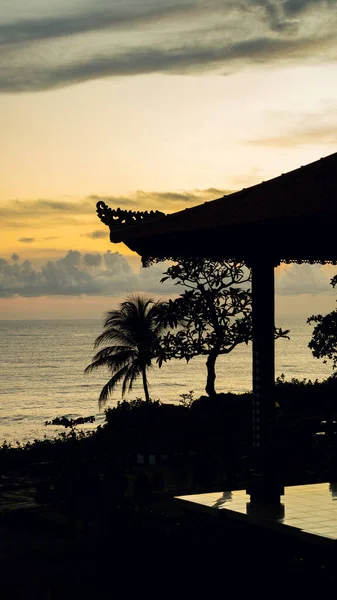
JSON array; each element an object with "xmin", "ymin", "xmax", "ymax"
[{"xmin": 247, "ymin": 258, "xmax": 284, "ymax": 506}]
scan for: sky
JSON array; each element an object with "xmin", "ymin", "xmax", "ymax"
[{"xmin": 1, "ymin": 0, "xmax": 337, "ymax": 321}]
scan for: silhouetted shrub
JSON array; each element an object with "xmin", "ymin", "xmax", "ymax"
[{"xmin": 2, "ymin": 379, "xmax": 337, "ymax": 487}]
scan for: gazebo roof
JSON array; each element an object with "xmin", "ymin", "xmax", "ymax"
[{"xmin": 97, "ymin": 151, "xmax": 337, "ymax": 264}]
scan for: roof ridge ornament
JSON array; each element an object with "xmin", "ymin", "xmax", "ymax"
[{"xmin": 96, "ymin": 201, "xmax": 166, "ymax": 229}]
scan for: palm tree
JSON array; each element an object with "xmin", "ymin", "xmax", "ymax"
[{"xmin": 85, "ymin": 295, "xmax": 166, "ymax": 407}]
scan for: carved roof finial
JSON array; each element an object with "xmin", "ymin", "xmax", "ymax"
[{"xmin": 96, "ymin": 201, "xmax": 166, "ymax": 232}]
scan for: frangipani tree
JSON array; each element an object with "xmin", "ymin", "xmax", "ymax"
[
  {"xmin": 308, "ymin": 274, "xmax": 337, "ymax": 371},
  {"xmin": 157, "ymin": 258, "xmax": 289, "ymax": 397}
]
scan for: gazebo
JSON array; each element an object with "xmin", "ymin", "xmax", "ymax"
[{"xmin": 97, "ymin": 151, "xmax": 337, "ymax": 512}]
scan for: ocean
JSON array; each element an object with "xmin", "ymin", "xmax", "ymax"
[{"xmin": 0, "ymin": 318, "xmax": 333, "ymax": 444}]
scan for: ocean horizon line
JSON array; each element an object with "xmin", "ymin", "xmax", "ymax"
[
  {"xmin": 0, "ymin": 315, "xmax": 306, "ymax": 322},
  {"xmin": 0, "ymin": 317, "xmax": 102, "ymax": 322}
]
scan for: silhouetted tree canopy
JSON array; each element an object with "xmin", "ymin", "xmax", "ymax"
[
  {"xmin": 157, "ymin": 258, "xmax": 289, "ymax": 397},
  {"xmin": 156, "ymin": 258, "xmax": 252, "ymax": 397},
  {"xmin": 85, "ymin": 295, "xmax": 167, "ymax": 406},
  {"xmin": 308, "ymin": 274, "xmax": 337, "ymax": 371}
]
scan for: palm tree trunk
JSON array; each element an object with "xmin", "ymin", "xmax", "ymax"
[{"xmin": 142, "ymin": 368, "xmax": 150, "ymax": 403}]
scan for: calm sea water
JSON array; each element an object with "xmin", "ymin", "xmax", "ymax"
[{"xmin": 0, "ymin": 318, "xmax": 333, "ymax": 444}]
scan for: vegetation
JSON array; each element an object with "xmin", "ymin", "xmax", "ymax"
[
  {"xmin": 158, "ymin": 258, "xmax": 289, "ymax": 396},
  {"xmin": 308, "ymin": 275, "xmax": 337, "ymax": 371},
  {"xmin": 2, "ymin": 377, "xmax": 337, "ymax": 487},
  {"xmin": 85, "ymin": 295, "xmax": 167, "ymax": 406},
  {"xmin": 157, "ymin": 258, "xmax": 252, "ymax": 396},
  {"xmin": 45, "ymin": 415, "xmax": 95, "ymax": 430},
  {"xmin": 5, "ymin": 263, "xmax": 337, "ymax": 521}
]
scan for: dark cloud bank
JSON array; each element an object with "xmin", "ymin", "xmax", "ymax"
[
  {"xmin": 2, "ymin": 189, "xmax": 226, "ymax": 229},
  {"xmin": 18, "ymin": 237, "xmax": 36, "ymax": 243},
  {"xmin": 81, "ymin": 230, "xmax": 108, "ymax": 240},
  {"xmin": 1, "ymin": 0, "xmax": 336, "ymax": 92}
]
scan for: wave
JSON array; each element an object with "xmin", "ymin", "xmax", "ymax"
[{"xmin": 156, "ymin": 381, "xmax": 188, "ymax": 387}]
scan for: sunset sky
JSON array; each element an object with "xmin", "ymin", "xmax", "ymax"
[{"xmin": 1, "ymin": 0, "xmax": 337, "ymax": 320}]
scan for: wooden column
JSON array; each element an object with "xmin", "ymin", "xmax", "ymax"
[{"xmin": 247, "ymin": 258, "xmax": 284, "ymax": 505}]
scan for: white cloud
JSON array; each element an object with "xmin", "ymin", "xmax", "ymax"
[
  {"xmin": 1, "ymin": 250, "xmax": 335, "ymax": 299},
  {"xmin": 0, "ymin": 250, "xmax": 175, "ymax": 298},
  {"xmin": 276, "ymin": 263, "xmax": 336, "ymax": 295}
]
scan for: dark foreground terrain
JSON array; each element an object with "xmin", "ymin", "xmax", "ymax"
[
  {"xmin": 3, "ymin": 382, "xmax": 337, "ymax": 598},
  {"xmin": 1, "ymin": 486, "xmax": 337, "ymax": 599}
]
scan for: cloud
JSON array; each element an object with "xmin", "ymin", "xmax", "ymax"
[
  {"xmin": 1, "ymin": 0, "xmax": 336, "ymax": 92},
  {"xmin": 82, "ymin": 252, "xmax": 102, "ymax": 267},
  {"xmin": 276, "ymin": 264, "xmax": 335, "ymax": 295},
  {"xmin": 90, "ymin": 188, "xmax": 229, "ymax": 211},
  {"xmin": 11, "ymin": 253, "xmax": 19, "ymax": 262},
  {"xmin": 1, "ymin": 189, "xmax": 227, "ymax": 230},
  {"xmin": 136, "ymin": 189, "xmax": 227, "ymax": 203},
  {"xmin": 247, "ymin": 108, "xmax": 337, "ymax": 147},
  {"xmin": 17, "ymin": 234, "xmax": 60, "ymax": 242},
  {"xmin": 81, "ymin": 230, "xmax": 108, "ymax": 239},
  {"xmin": 0, "ymin": 2, "xmax": 198, "ymax": 48},
  {"xmin": 89, "ymin": 195, "xmax": 137, "ymax": 208},
  {"xmin": 1, "ymin": 196, "xmax": 105, "ymax": 230},
  {"xmin": 0, "ymin": 197, "xmax": 97, "ymax": 229},
  {"xmin": 282, "ymin": 0, "xmax": 334, "ymax": 16},
  {"xmin": 2, "ymin": 35, "xmax": 336, "ymax": 93},
  {"xmin": 1, "ymin": 249, "xmax": 335, "ymax": 299},
  {"xmin": 0, "ymin": 249, "xmax": 176, "ymax": 298},
  {"xmin": 251, "ymin": 125, "xmax": 337, "ymax": 148}
]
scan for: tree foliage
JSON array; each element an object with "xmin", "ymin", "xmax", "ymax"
[
  {"xmin": 157, "ymin": 258, "xmax": 252, "ymax": 397},
  {"xmin": 157, "ymin": 257, "xmax": 289, "ymax": 397},
  {"xmin": 308, "ymin": 274, "xmax": 337, "ymax": 370},
  {"xmin": 85, "ymin": 295, "xmax": 167, "ymax": 406},
  {"xmin": 45, "ymin": 415, "xmax": 95, "ymax": 429}
]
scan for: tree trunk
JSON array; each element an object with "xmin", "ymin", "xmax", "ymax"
[
  {"xmin": 142, "ymin": 368, "xmax": 150, "ymax": 403},
  {"xmin": 206, "ymin": 351, "xmax": 218, "ymax": 397}
]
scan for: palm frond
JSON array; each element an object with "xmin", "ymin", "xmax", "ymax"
[
  {"xmin": 98, "ymin": 364, "xmax": 130, "ymax": 408},
  {"xmin": 85, "ymin": 349, "xmax": 135, "ymax": 375},
  {"xmin": 121, "ymin": 362, "xmax": 142, "ymax": 396},
  {"xmin": 85, "ymin": 294, "xmax": 167, "ymax": 404},
  {"xmin": 94, "ymin": 328, "xmax": 134, "ymax": 348},
  {"xmin": 90, "ymin": 346, "xmax": 135, "ymax": 363}
]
